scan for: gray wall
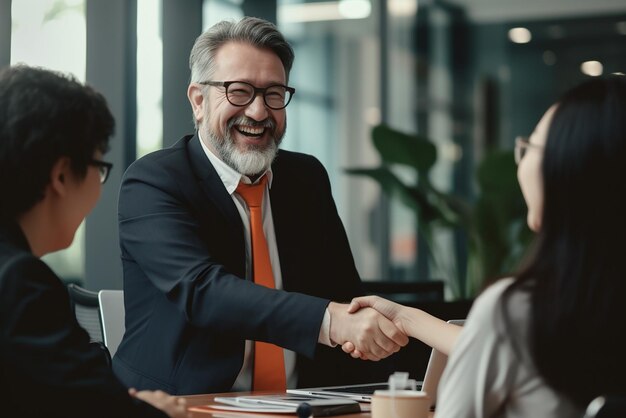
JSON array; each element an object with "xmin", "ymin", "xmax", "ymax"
[
  {"xmin": 84, "ymin": 0, "xmax": 137, "ymax": 290},
  {"xmin": 162, "ymin": 0, "xmax": 202, "ymax": 147},
  {"xmin": 0, "ymin": 0, "xmax": 10, "ymax": 68}
]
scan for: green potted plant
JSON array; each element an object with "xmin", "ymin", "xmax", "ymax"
[{"xmin": 346, "ymin": 124, "xmax": 532, "ymax": 299}]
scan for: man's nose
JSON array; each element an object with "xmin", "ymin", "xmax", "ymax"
[{"xmin": 244, "ymin": 93, "xmax": 269, "ymax": 121}]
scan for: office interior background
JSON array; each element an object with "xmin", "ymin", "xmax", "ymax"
[{"xmin": 1, "ymin": 0, "xmax": 625, "ymax": 298}]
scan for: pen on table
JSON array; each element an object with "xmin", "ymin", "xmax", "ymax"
[{"xmin": 296, "ymin": 402, "xmax": 361, "ymax": 417}]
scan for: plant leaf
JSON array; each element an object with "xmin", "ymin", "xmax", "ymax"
[
  {"xmin": 345, "ymin": 167, "xmax": 420, "ymax": 211},
  {"xmin": 476, "ymin": 150, "xmax": 519, "ymax": 197},
  {"xmin": 372, "ymin": 124, "xmax": 437, "ymax": 176}
]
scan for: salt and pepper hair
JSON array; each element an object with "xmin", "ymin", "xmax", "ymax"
[{"xmin": 189, "ymin": 17, "xmax": 294, "ymax": 84}]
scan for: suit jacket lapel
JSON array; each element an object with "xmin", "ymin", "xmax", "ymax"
[
  {"xmin": 269, "ymin": 152, "xmax": 301, "ymax": 292},
  {"xmin": 186, "ymin": 135, "xmax": 243, "ymax": 235}
]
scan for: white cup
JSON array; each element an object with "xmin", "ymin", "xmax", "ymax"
[{"xmin": 371, "ymin": 390, "xmax": 431, "ymax": 418}]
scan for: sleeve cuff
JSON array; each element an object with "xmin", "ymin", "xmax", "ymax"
[{"xmin": 318, "ymin": 308, "xmax": 337, "ymax": 347}]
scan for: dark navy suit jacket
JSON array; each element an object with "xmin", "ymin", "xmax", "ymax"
[
  {"xmin": 0, "ymin": 221, "xmax": 166, "ymax": 418},
  {"xmin": 114, "ymin": 135, "xmax": 390, "ymax": 394}
]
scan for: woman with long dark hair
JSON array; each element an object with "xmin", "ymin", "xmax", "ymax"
[{"xmin": 345, "ymin": 76, "xmax": 626, "ymax": 416}]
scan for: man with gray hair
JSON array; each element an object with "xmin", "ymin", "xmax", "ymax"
[{"xmin": 115, "ymin": 17, "xmax": 407, "ymax": 395}]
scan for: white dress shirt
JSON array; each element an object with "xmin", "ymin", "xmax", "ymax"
[{"xmin": 198, "ymin": 135, "xmax": 333, "ymax": 391}]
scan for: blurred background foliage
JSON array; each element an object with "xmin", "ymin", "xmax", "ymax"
[{"xmin": 347, "ymin": 124, "xmax": 533, "ymax": 299}]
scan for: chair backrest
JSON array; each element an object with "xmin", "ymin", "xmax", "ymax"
[
  {"xmin": 98, "ymin": 290, "xmax": 125, "ymax": 358},
  {"xmin": 67, "ymin": 283, "xmax": 104, "ymax": 343},
  {"xmin": 584, "ymin": 396, "xmax": 626, "ymax": 418}
]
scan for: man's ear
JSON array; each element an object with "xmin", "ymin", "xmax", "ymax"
[
  {"xmin": 187, "ymin": 84, "xmax": 205, "ymax": 125},
  {"xmin": 49, "ymin": 157, "xmax": 72, "ymax": 197}
]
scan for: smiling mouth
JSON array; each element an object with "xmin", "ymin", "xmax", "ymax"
[{"xmin": 235, "ymin": 125, "xmax": 266, "ymax": 138}]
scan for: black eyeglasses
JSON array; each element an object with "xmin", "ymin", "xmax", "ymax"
[
  {"xmin": 198, "ymin": 80, "xmax": 296, "ymax": 110},
  {"xmin": 514, "ymin": 136, "xmax": 543, "ymax": 165},
  {"xmin": 88, "ymin": 159, "xmax": 113, "ymax": 184}
]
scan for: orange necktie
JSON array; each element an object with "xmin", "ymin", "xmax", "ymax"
[{"xmin": 236, "ymin": 175, "xmax": 286, "ymax": 391}]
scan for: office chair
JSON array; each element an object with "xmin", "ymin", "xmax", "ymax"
[
  {"xmin": 67, "ymin": 283, "xmax": 104, "ymax": 343},
  {"xmin": 584, "ymin": 395, "xmax": 626, "ymax": 418},
  {"xmin": 67, "ymin": 283, "xmax": 111, "ymax": 366},
  {"xmin": 98, "ymin": 290, "xmax": 125, "ymax": 358}
]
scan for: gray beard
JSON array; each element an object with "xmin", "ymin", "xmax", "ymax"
[{"xmin": 206, "ymin": 118, "xmax": 285, "ymax": 176}]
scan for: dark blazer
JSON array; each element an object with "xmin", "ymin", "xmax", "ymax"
[
  {"xmin": 114, "ymin": 135, "xmax": 391, "ymax": 394},
  {"xmin": 0, "ymin": 221, "xmax": 166, "ymax": 418}
]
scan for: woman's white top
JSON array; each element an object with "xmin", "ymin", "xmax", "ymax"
[{"xmin": 435, "ymin": 279, "xmax": 582, "ymax": 418}]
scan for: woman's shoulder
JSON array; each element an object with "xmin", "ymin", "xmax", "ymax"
[
  {"xmin": 468, "ymin": 278, "xmax": 531, "ymax": 333},
  {"xmin": 472, "ymin": 278, "xmax": 516, "ymax": 313}
]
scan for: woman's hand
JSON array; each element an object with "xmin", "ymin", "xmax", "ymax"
[
  {"xmin": 341, "ymin": 296, "xmax": 408, "ymax": 359},
  {"xmin": 347, "ymin": 296, "xmax": 406, "ymax": 328},
  {"xmin": 129, "ymin": 388, "xmax": 190, "ymax": 418},
  {"xmin": 340, "ymin": 295, "xmax": 460, "ymax": 358}
]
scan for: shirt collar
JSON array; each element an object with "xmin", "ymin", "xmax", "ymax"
[
  {"xmin": 0, "ymin": 218, "xmax": 32, "ymax": 253},
  {"xmin": 197, "ymin": 133, "xmax": 273, "ymax": 195}
]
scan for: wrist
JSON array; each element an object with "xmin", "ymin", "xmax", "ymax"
[
  {"xmin": 327, "ymin": 302, "xmax": 344, "ymax": 344},
  {"xmin": 398, "ymin": 307, "xmax": 421, "ymax": 337},
  {"xmin": 318, "ymin": 307, "xmax": 336, "ymax": 347}
]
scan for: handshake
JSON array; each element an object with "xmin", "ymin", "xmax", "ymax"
[{"xmin": 328, "ymin": 296, "xmax": 412, "ymax": 362}]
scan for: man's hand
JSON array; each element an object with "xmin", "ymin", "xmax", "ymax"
[
  {"xmin": 129, "ymin": 388, "xmax": 190, "ymax": 418},
  {"xmin": 340, "ymin": 296, "xmax": 409, "ymax": 359},
  {"xmin": 341, "ymin": 295, "xmax": 462, "ymax": 358},
  {"xmin": 328, "ymin": 302, "xmax": 408, "ymax": 361}
]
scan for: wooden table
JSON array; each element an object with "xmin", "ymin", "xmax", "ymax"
[{"xmin": 182, "ymin": 392, "xmax": 434, "ymax": 418}]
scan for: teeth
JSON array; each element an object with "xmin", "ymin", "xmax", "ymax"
[{"xmin": 237, "ymin": 125, "xmax": 264, "ymax": 135}]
